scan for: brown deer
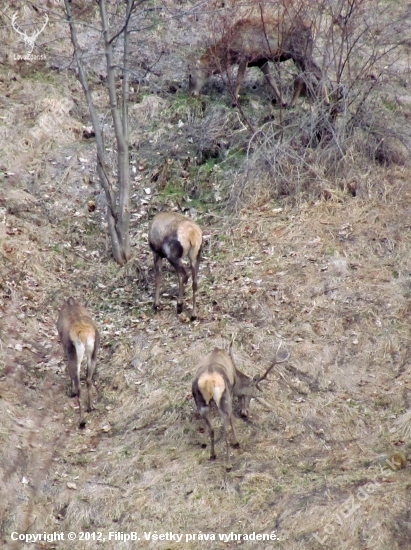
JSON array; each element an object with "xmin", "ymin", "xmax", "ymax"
[
  {"xmin": 57, "ymin": 297, "xmax": 100, "ymax": 428},
  {"xmin": 192, "ymin": 342, "xmax": 288, "ymax": 470},
  {"xmin": 189, "ymin": 17, "xmax": 329, "ymax": 107},
  {"xmin": 148, "ymin": 211, "xmax": 202, "ymax": 321}
]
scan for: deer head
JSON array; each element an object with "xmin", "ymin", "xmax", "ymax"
[{"xmin": 230, "ymin": 342, "xmax": 289, "ymax": 417}]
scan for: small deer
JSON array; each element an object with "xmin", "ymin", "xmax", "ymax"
[
  {"xmin": 57, "ymin": 297, "xmax": 100, "ymax": 428},
  {"xmin": 189, "ymin": 17, "xmax": 329, "ymax": 107},
  {"xmin": 192, "ymin": 342, "xmax": 288, "ymax": 470},
  {"xmin": 148, "ymin": 211, "xmax": 202, "ymax": 321}
]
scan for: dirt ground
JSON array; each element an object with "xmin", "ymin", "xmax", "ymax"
[{"xmin": 2, "ymin": 1, "xmax": 411, "ymax": 549}]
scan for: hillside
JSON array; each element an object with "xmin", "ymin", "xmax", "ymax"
[{"xmin": 1, "ymin": 1, "xmax": 411, "ymax": 549}]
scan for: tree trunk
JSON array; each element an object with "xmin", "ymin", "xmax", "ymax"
[{"xmin": 64, "ymin": 0, "xmax": 132, "ymax": 266}]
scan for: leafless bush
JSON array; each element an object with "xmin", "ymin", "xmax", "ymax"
[
  {"xmin": 187, "ymin": 105, "xmax": 245, "ymax": 163},
  {"xmin": 208, "ymin": 0, "xmax": 411, "ymax": 205}
]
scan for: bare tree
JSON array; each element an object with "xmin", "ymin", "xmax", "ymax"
[{"xmin": 63, "ymin": 0, "xmax": 145, "ymax": 265}]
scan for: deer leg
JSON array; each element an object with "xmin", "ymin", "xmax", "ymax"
[
  {"xmin": 289, "ymin": 75, "xmax": 305, "ymax": 107},
  {"xmin": 70, "ymin": 376, "xmax": 77, "ymax": 397},
  {"xmin": 153, "ymin": 253, "xmax": 163, "ymax": 310},
  {"xmin": 315, "ymin": 75, "xmax": 330, "ymax": 106},
  {"xmin": 220, "ymin": 392, "xmax": 236, "ymax": 470},
  {"xmin": 76, "ymin": 353, "xmax": 86, "ymax": 428},
  {"xmin": 261, "ymin": 62, "xmax": 286, "ymax": 107},
  {"xmin": 86, "ymin": 348, "xmax": 97, "ymax": 413},
  {"xmin": 189, "ymin": 250, "xmax": 201, "ymax": 321},
  {"xmin": 86, "ymin": 333, "xmax": 99, "ymax": 412},
  {"xmin": 68, "ymin": 340, "xmax": 86, "ymax": 429},
  {"xmin": 70, "ymin": 374, "xmax": 80, "ymax": 401},
  {"xmin": 169, "ymin": 257, "xmax": 188, "ymax": 315},
  {"xmin": 86, "ymin": 376, "xmax": 93, "ymax": 412},
  {"xmin": 77, "ymin": 390, "xmax": 85, "ymax": 428},
  {"xmin": 70, "ymin": 356, "xmax": 85, "ymax": 429},
  {"xmin": 67, "ymin": 345, "xmax": 79, "ymax": 397},
  {"xmin": 200, "ymin": 407, "xmax": 216, "ymax": 460},
  {"xmin": 308, "ymin": 60, "xmax": 330, "ymax": 106},
  {"xmin": 221, "ymin": 413, "xmax": 233, "ymax": 471},
  {"xmin": 319, "ymin": 81, "xmax": 330, "ymax": 106},
  {"xmin": 234, "ymin": 59, "xmax": 248, "ymax": 104},
  {"xmin": 229, "ymin": 412, "xmax": 239, "ymax": 448}
]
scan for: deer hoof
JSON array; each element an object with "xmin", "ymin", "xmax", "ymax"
[
  {"xmin": 79, "ymin": 419, "xmax": 86, "ymax": 429},
  {"xmin": 153, "ymin": 303, "xmax": 159, "ymax": 311},
  {"xmin": 231, "ymin": 442, "xmax": 240, "ymax": 449},
  {"xmin": 210, "ymin": 454, "xmax": 216, "ymax": 461},
  {"xmin": 201, "ymin": 443, "xmax": 207, "ymax": 449},
  {"xmin": 226, "ymin": 464, "xmax": 233, "ymax": 472},
  {"xmin": 190, "ymin": 314, "xmax": 197, "ymax": 322},
  {"xmin": 177, "ymin": 303, "xmax": 183, "ymax": 314}
]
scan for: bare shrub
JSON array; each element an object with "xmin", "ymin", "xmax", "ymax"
[
  {"xmin": 210, "ymin": 0, "xmax": 411, "ymax": 206},
  {"xmin": 230, "ymin": 108, "xmax": 338, "ymax": 205}
]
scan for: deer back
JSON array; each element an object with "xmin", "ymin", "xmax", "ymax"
[
  {"xmin": 195, "ymin": 348, "xmax": 236, "ymax": 384},
  {"xmin": 205, "ymin": 17, "xmax": 313, "ymax": 68},
  {"xmin": 193, "ymin": 348, "xmax": 240, "ymax": 418},
  {"xmin": 224, "ymin": 18, "xmax": 283, "ymax": 61},
  {"xmin": 57, "ymin": 297, "xmax": 97, "ymax": 352},
  {"xmin": 149, "ymin": 212, "xmax": 202, "ymax": 258}
]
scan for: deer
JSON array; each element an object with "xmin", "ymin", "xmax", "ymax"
[
  {"xmin": 148, "ymin": 211, "xmax": 202, "ymax": 321},
  {"xmin": 57, "ymin": 297, "xmax": 100, "ymax": 428},
  {"xmin": 189, "ymin": 17, "xmax": 329, "ymax": 108},
  {"xmin": 192, "ymin": 342, "xmax": 288, "ymax": 470}
]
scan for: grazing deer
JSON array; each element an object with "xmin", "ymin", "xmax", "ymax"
[
  {"xmin": 57, "ymin": 297, "xmax": 100, "ymax": 428},
  {"xmin": 148, "ymin": 211, "xmax": 202, "ymax": 320},
  {"xmin": 189, "ymin": 17, "xmax": 329, "ymax": 107},
  {"xmin": 192, "ymin": 342, "xmax": 288, "ymax": 470}
]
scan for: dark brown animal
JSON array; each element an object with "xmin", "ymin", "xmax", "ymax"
[
  {"xmin": 57, "ymin": 297, "xmax": 99, "ymax": 428},
  {"xmin": 148, "ymin": 211, "xmax": 202, "ymax": 321},
  {"xmin": 189, "ymin": 17, "xmax": 329, "ymax": 107},
  {"xmin": 192, "ymin": 343, "xmax": 288, "ymax": 470}
]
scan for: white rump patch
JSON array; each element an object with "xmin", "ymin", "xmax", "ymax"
[
  {"xmin": 73, "ymin": 339, "xmax": 85, "ymax": 378},
  {"xmin": 163, "ymin": 242, "xmax": 172, "ymax": 258},
  {"xmin": 85, "ymin": 335, "xmax": 95, "ymax": 357},
  {"xmin": 213, "ymin": 386, "xmax": 223, "ymax": 406}
]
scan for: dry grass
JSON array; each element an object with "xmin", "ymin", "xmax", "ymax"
[
  {"xmin": 3, "ymin": 160, "xmax": 411, "ymax": 549},
  {"xmin": 2, "ymin": 1, "xmax": 411, "ymax": 549}
]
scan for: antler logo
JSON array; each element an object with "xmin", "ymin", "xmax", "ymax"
[{"xmin": 11, "ymin": 12, "xmax": 49, "ymax": 54}]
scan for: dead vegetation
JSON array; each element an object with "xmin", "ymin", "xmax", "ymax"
[
  {"xmin": 2, "ymin": 1, "xmax": 411, "ymax": 549},
  {"xmin": 3, "ymin": 151, "xmax": 411, "ymax": 549}
]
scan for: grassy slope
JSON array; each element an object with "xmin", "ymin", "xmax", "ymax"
[
  {"xmin": 3, "ymin": 151, "xmax": 411, "ymax": 550},
  {"xmin": 2, "ymin": 3, "xmax": 411, "ymax": 550}
]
